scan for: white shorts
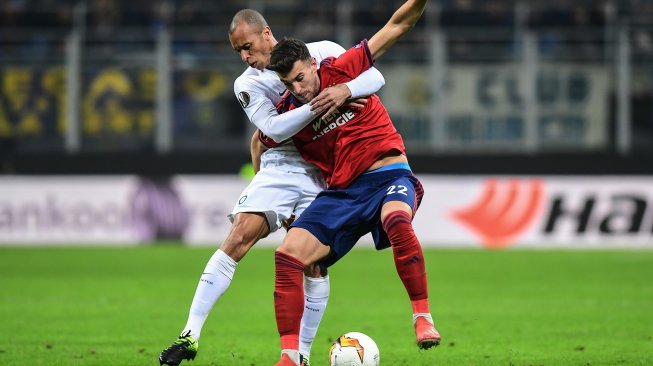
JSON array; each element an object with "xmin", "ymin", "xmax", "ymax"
[{"xmin": 228, "ymin": 167, "xmax": 326, "ymax": 233}]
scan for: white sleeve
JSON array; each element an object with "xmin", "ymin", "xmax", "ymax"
[
  {"xmin": 345, "ymin": 67, "xmax": 385, "ymax": 98},
  {"xmin": 235, "ymin": 41, "xmax": 385, "ymax": 143},
  {"xmin": 309, "ymin": 40, "xmax": 346, "ymax": 63},
  {"xmin": 234, "ymin": 77, "xmax": 314, "ymax": 142},
  {"xmin": 309, "ymin": 40, "xmax": 385, "ymax": 98}
]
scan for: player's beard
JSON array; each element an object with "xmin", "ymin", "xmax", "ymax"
[
  {"xmin": 297, "ymin": 83, "xmax": 318, "ymax": 104},
  {"xmin": 295, "ymin": 93, "xmax": 310, "ymax": 104}
]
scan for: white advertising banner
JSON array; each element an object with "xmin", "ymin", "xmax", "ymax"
[
  {"xmin": 1, "ymin": 176, "xmax": 652, "ymax": 248},
  {"xmin": 414, "ymin": 176, "xmax": 653, "ymax": 248},
  {"xmin": 0, "ymin": 176, "xmax": 140, "ymax": 244},
  {"xmin": 0, "ymin": 175, "xmax": 285, "ymax": 246}
]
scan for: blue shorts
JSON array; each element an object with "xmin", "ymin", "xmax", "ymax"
[{"xmin": 290, "ymin": 166, "xmax": 424, "ymax": 268}]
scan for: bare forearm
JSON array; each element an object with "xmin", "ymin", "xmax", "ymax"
[
  {"xmin": 367, "ymin": 0, "xmax": 427, "ymax": 59},
  {"xmin": 250, "ymin": 130, "xmax": 265, "ymax": 173}
]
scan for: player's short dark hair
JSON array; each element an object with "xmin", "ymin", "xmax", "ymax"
[{"xmin": 267, "ymin": 38, "xmax": 311, "ymax": 76}]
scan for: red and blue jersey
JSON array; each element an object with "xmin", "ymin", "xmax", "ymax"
[{"xmin": 276, "ymin": 39, "xmax": 405, "ymax": 189}]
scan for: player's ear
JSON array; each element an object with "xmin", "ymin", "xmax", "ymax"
[
  {"xmin": 310, "ymin": 57, "xmax": 317, "ymax": 70},
  {"xmin": 262, "ymin": 26, "xmax": 272, "ymax": 39}
]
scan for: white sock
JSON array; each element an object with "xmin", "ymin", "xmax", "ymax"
[
  {"xmin": 299, "ymin": 274, "xmax": 330, "ymax": 357},
  {"xmin": 281, "ymin": 349, "xmax": 300, "ymax": 365},
  {"xmin": 181, "ymin": 249, "xmax": 237, "ymax": 341}
]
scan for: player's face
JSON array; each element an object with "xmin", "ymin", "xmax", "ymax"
[
  {"xmin": 278, "ymin": 58, "xmax": 320, "ymax": 104},
  {"xmin": 229, "ymin": 22, "xmax": 273, "ymax": 70}
]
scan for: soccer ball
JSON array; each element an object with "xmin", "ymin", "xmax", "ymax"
[{"xmin": 329, "ymin": 332, "xmax": 380, "ymax": 366}]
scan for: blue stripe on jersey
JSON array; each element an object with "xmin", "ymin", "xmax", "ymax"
[
  {"xmin": 361, "ymin": 39, "xmax": 374, "ymax": 65},
  {"xmin": 364, "ymin": 162, "xmax": 411, "ymax": 174}
]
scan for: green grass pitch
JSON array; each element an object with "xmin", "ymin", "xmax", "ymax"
[{"xmin": 1, "ymin": 246, "xmax": 652, "ymax": 366}]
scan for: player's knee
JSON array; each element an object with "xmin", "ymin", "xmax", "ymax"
[
  {"xmin": 381, "ymin": 209, "xmax": 413, "ymax": 230},
  {"xmin": 382, "ymin": 210, "xmax": 416, "ymax": 246},
  {"xmin": 278, "ymin": 228, "xmax": 330, "ymax": 265},
  {"xmin": 381, "ymin": 201, "xmax": 413, "ymax": 222},
  {"xmin": 275, "ymin": 241, "xmax": 293, "ymax": 256},
  {"xmin": 221, "ymin": 229, "xmax": 258, "ymax": 261},
  {"xmin": 224, "ymin": 229, "xmax": 249, "ymax": 247},
  {"xmin": 276, "ymin": 241, "xmax": 308, "ymax": 265}
]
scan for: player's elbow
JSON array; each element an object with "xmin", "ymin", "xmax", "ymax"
[
  {"xmin": 257, "ymin": 122, "xmax": 288, "ymax": 143},
  {"xmin": 250, "ymin": 132, "xmax": 266, "ymax": 153},
  {"xmin": 369, "ymin": 67, "xmax": 386, "ymax": 88},
  {"xmin": 396, "ymin": 22, "xmax": 417, "ymax": 37},
  {"xmin": 265, "ymin": 130, "xmax": 288, "ymax": 144},
  {"xmin": 378, "ymin": 73, "xmax": 386, "ymax": 88}
]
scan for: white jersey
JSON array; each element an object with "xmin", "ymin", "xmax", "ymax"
[
  {"xmin": 230, "ymin": 40, "xmax": 385, "ymax": 232},
  {"xmin": 233, "ymin": 41, "xmax": 349, "ymax": 174}
]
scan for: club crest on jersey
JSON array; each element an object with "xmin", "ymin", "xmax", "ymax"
[
  {"xmin": 237, "ymin": 91, "xmax": 250, "ymax": 108},
  {"xmin": 312, "ymin": 109, "xmax": 356, "ymax": 140}
]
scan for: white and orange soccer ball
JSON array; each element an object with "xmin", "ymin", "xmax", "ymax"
[{"xmin": 329, "ymin": 332, "xmax": 380, "ymax": 366}]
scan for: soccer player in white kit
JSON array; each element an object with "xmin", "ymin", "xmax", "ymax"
[{"xmin": 158, "ymin": 9, "xmax": 385, "ymax": 366}]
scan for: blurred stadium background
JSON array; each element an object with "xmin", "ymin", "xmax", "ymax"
[
  {"xmin": 1, "ymin": 1, "xmax": 653, "ymax": 365},
  {"xmin": 1, "ymin": 0, "xmax": 652, "ymax": 247},
  {"xmin": 1, "ymin": 0, "xmax": 652, "ymax": 170}
]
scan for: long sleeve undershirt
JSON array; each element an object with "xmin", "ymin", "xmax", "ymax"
[{"xmin": 241, "ymin": 41, "xmax": 385, "ymax": 143}]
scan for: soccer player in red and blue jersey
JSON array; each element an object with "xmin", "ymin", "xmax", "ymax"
[{"xmin": 264, "ymin": 1, "xmax": 440, "ymax": 365}]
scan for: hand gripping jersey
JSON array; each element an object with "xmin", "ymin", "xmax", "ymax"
[
  {"xmin": 276, "ymin": 40, "xmax": 406, "ymax": 189},
  {"xmin": 234, "ymin": 41, "xmax": 355, "ymax": 173}
]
